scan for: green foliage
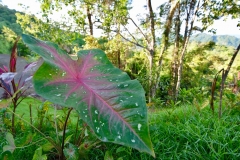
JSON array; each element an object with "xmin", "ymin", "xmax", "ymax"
[
  {"xmin": 39, "ymin": 0, "xmax": 130, "ymax": 35},
  {"xmin": 32, "ymin": 147, "xmax": 47, "ymax": 160},
  {"xmin": 16, "ymin": 13, "xmax": 85, "ymax": 55},
  {"xmin": 0, "ymin": 4, "xmax": 22, "ymax": 35},
  {"xmin": 0, "ymin": 5, "xmax": 31, "ymax": 55},
  {"xmin": 0, "ymin": 35, "xmax": 12, "ymax": 54},
  {"xmin": 1, "ymin": 97, "xmax": 239, "ymax": 159},
  {"xmin": 3, "ymin": 132, "xmax": 16, "ymax": 153},
  {"xmin": 88, "ymin": 105, "xmax": 240, "ymax": 159},
  {"xmin": 2, "ymin": 26, "xmax": 17, "ymax": 42}
]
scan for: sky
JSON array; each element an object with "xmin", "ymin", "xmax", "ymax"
[{"xmin": 1, "ymin": 0, "xmax": 240, "ymax": 37}]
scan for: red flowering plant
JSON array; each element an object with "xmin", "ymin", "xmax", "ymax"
[{"xmin": 0, "ymin": 37, "xmax": 37, "ymax": 134}]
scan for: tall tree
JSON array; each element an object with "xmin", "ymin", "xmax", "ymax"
[
  {"xmin": 153, "ymin": 0, "xmax": 180, "ymax": 99},
  {"xmin": 175, "ymin": 0, "xmax": 201, "ymax": 99},
  {"xmin": 39, "ymin": 0, "xmax": 129, "ymax": 36},
  {"xmin": 170, "ymin": 2, "xmax": 181, "ymax": 100},
  {"xmin": 115, "ymin": 0, "xmax": 161, "ymax": 102}
]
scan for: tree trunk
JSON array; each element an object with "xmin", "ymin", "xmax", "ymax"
[
  {"xmin": 117, "ymin": 25, "xmax": 121, "ymax": 69},
  {"xmin": 147, "ymin": 0, "xmax": 156, "ymax": 102},
  {"xmin": 170, "ymin": 2, "xmax": 180, "ymax": 101},
  {"xmin": 153, "ymin": 0, "xmax": 179, "ymax": 98},
  {"xmin": 175, "ymin": 0, "xmax": 200, "ymax": 99},
  {"xmin": 86, "ymin": 5, "xmax": 93, "ymax": 35},
  {"xmin": 219, "ymin": 43, "xmax": 240, "ymax": 118}
]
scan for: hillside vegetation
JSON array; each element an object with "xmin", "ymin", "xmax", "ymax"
[
  {"xmin": 0, "ymin": 4, "xmax": 23, "ymax": 54},
  {"xmin": 190, "ymin": 33, "xmax": 240, "ymax": 48},
  {"xmin": 0, "ymin": 4, "xmax": 22, "ymax": 34}
]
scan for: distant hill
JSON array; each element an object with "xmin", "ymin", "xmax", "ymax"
[
  {"xmin": 190, "ymin": 33, "xmax": 240, "ymax": 48},
  {"xmin": 0, "ymin": 4, "xmax": 22, "ymax": 35},
  {"xmin": 0, "ymin": 4, "xmax": 23, "ymax": 54}
]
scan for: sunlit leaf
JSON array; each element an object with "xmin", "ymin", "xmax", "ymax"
[
  {"xmin": 104, "ymin": 150, "xmax": 113, "ymax": 160},
  {"xmin": 41, "ymin": 142, "xmax": 54, "ymax": 152},
  {"xmin": 32, "ymin": 147, "xmax": 47, "ymax": 160},
  {"xmin": 3, "ymin": 133, "xmax": 16, "ymax": 153},
  {"xmin": 5, "ymin": 132, "xmax": 15, "ymax": 148}
]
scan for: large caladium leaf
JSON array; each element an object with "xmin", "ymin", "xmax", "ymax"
[{"xmin": 22, "ymin": 34, "xmax": 155, "ymax": 157}]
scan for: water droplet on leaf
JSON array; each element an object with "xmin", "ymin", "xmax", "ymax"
[
  {"xmin": 62, "ymin": 72, "xmax": 66, "ymax": 77},
  {"xmin": 102, "ymin": 137, "xmax": 107, "ymax": 142},
  {"xmin": 138, "ymin": 124, "xmax": 142, "ymax": 131},
  {"xmin": 96, "ymin": 127, "xmax": 100, "ymax": 133}
]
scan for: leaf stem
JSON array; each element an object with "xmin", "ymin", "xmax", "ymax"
[{"xmin": 61, "ymin": 107, "xmax": 73, "ymax": 160}]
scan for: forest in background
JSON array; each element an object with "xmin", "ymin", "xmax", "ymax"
[
  {"xmin": 0, "ymin": 1, "xmax": 239, "ymax": 106},
  {"xmin": 1, "ymin": 4, "xmax": 240, "ymax": 53}
]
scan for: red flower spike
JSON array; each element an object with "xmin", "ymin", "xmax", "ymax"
[{"xmin": 9, "ymin": 37, "xmax": 20, "ymax": 73}]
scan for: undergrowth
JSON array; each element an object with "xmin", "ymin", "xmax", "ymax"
[
  {"xmin": 0, "ymin": 98, "xmax": 239, "ymax": 159},
  {"xmin": 89, "ymin": 105, "xmax": 240, "ymax": 159}
]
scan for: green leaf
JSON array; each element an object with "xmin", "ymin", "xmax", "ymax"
[
  {"xmin": 116, "ymin": 146, "xmax": 127, "ymax": 154},
  {"xmin": 104, "ymin": 150, "xmax": 113, "ymax": 160},
  {"xmin": 32, "ymin": 147, "xmax": 47, "ymax": 160},
  {"xmin": 3, "ymin": 132, "xmax": 16, "ymax": 153},
  {"xmin": 3, "ymin": 145, "xmax": 15, "ymax": 154},
  {"xmin": 41, "ymin": 142, "xmax": 54, "ymax": 152},
  {"xmin": 22, "ymin": 34, "xmax": 155, "ymax": 157},
  {"xmin": 64, "ymin": 134, "xmax": 73, "ymax": 145}
]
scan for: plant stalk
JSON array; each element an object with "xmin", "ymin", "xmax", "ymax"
[{"xmin": 61, "ymin": 108, "xmax": 73, "ymax": 160}]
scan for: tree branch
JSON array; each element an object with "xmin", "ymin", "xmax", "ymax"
[
  {"xmin": 128, "ymin": 17, "xmax": 149, "ymax": 43},
  {"xmin": 111, "ymin": 29, "xmax": 150, "ymax": 51},
  {"xmin": 123, "ymin": 25, "xmax": 138, "ymax": 43}
]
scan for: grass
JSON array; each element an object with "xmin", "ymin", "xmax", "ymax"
[
  {"xmin": 13, "ymin": 97, "xmax": 79, "ymax": 124},
  {"xmin": 0, "ymin": 97, "xmax": 240, "ymax": 159},
  {"xmin": 89, "ymin": 105, "xmax": 240, "ymax": 159},
  {"xmin": 147, "ymin": 106, "xmax": 240, "ymax": 159}
]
